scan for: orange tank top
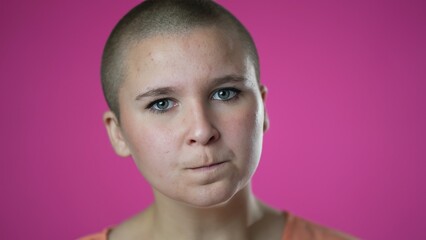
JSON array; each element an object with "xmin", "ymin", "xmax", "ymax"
[{"xmin": 78, "ymin": 212, "xmax": 355, "ymax": 240}]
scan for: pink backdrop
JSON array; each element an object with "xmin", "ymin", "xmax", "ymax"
[{"xmin": 1, "ymin": 0, "xmax": 425, "ymax": 239}]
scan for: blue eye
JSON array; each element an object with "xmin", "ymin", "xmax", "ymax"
[
  {"xmin": 212, "ymin": 88, "xmax": 240, "ymax": 101},
  {"xmin": 148, "ymin": 99, "xmax": 176, "ymax": 113}
]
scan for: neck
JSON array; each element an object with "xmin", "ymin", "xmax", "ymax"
[{"xmin": 147, "ymin": 185, "xmax": 264, "ymax": 240}]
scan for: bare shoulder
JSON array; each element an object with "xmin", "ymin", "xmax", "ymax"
[
  {"xmin": 108, "ymin": 209, "xmax": 153, "ymax": 240},
  {"xmin": 283, "ymin": 214, "xmax": 357, "ymax": 240}
]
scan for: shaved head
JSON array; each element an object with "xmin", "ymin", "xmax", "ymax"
[{"xmin": 101, "ymin": 0, "xmax": 259, "ymax": 121}]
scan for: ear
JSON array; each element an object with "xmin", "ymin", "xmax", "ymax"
[
  {"xmin": 259, "ymin": 85, "xmax": 270, "ymax": 132},
  {"xmin": 103, "ymin": 111, "xmax": 131, "ymax": 157}
]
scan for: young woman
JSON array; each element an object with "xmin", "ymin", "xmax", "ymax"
[{"xmin": 80, "ymin": 1, "xmax": 355, "ymax": 239}]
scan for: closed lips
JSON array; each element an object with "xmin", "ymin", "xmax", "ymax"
[{"xmin": 189, "ymin": 161, "xmax": 228, "ymax": 169}]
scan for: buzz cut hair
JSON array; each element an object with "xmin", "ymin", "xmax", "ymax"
[{"xmin": 101, "ymin": 0, "xmax": 259, "ymax": 122}]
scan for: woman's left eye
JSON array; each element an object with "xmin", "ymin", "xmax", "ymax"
[{"xmin": 212, "ymin": 88, "xmax": 240, "ymax": 101}]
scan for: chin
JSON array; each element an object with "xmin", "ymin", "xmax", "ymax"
[{"xmin": 179, "ymin": 180, "xmax": 244, "ymax": 209}]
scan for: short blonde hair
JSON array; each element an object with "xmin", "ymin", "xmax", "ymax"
[{"xmin": 101, "ymin": 0, "xmax": 259, "ymax": 122}]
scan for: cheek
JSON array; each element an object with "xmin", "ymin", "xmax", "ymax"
[
  {"xmin": 125, "ymin": 123, "xmax": 180, "ymax": 179},
  {"xmin": 223, "ymin": 103, "xmax": 264, "ymax": 152}
]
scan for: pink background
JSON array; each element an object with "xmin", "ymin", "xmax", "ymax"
[{"xmin": 1, "ymin": 0, "xmax": 425, "ymax": 239}]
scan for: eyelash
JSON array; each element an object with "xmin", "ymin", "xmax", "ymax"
[
  {"xmin": 146, "ymin": 98, "xmax": 176, "ymax": 114},
  {"xmin": 146, "ymin": 87, "xmax": 242, "ymax": 114},
  {"xmin": 211, "ymin": 87, "xmax": 241, "ymax": 102}
]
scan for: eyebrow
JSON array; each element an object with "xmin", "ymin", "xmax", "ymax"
[
  {"xmin": 135, "ymin": 87, "xmax": 177, "ymax": 101},
  {"xmin": 134, "ymin": 75, "xmax": 247, "ymax": 101},
  {"xmin": 212, "ymin": 74, "xmax": 247, "ymax": 86}
]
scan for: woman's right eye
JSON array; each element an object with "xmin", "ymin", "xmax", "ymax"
[{"xmin": 147, "ymin": 99, "xmax": 176, "ymax": 113}]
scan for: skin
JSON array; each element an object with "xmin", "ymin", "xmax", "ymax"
[{"xmin": 103, "ymin": 26, "xmax": 285, "ymax": 240}]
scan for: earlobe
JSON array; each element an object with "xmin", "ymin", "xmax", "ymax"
[
  {"xmin": 103, "ymin": 111, "xmax": 131, "ymax": 157},
  {"xmin": 260, "ymin": 85, "xmax": 270, "ymax": 132}
]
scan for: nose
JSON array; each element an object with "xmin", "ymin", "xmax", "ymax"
[{"xmin": 185, "ymin": 103, "xmax": 220, "ymax": 146}]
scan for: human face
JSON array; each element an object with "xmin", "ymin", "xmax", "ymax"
[{"xmin": 104, "ymin": 26, "xmax": 268, "ymax": 208}]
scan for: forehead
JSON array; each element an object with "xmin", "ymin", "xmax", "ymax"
[{"xmin": 122, "ymin": 26, "xmax": 255, "ymax": 89}]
